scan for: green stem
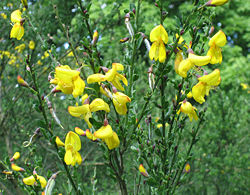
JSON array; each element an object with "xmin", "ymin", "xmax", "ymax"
[
  {"xmin": 171, "ymin": 112, "xmax": 205, "ymax": 194},
  {"xmin": 26, "ymin": 58, "xmax": 80, "ymax": 195}
]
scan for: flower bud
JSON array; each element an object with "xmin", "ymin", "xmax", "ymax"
[
  {"xmin": 206, "ymin": 0, "xmax": 229, "ymax": 6},
  {"xmin": 139, "ymin": 164, "xmax": 149, "ymax": 177},
  {"xmin": 209, "ymin": 26, "xmax": 215, "ymax": 37},
  {"xmin": 92, "ymin": 30, "xmax": 99, "ymax": 46},
  {"xmin": 11, "ymin": 163, "xmax": 25, "ymax": 172},
  {"xmin": 10, "ymin": 152, "xmax": 20, "ymax": 162},
  {"xmin": 75, "ymin": 127, "xmax": 86, "ymax": 136},
  {"xmin": 17, "ymin": 75, "xmax": 29, "ymax": 87},
  {"xmin": 120, "ymin": 37, "xmax": 130, "ymax": 43}
]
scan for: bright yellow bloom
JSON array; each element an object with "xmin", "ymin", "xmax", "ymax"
[
  {"xmin": 87, "ymin": 73, "xmax": 106, "ymax": 83},
  {"xmin": 112, "ymin": 92, "xmax": 131, "ymax": 115},
  {"xmin": 207, "ymin": 30, "xmax": 227, "ymax": 64},
  {"xmin": 55, "ymin": 136, "xmax": 65, "ymax": 147},
  {"xmin": 68, "ymin": 97, "xmax": 110, "ymax": 128},
  {"xmin": 64, "ymin": 131, "xmax": 82, "ymax": 166},
  {"xmin": 177, "ymin": 59, "xmax": 194, "ymax": 78},
  {"xmin": 15, "ymin": 43, "xmax": 25, "ymax": 53},
  {"xmin": 176, "ymin": 53, "xmax": 211, "ymax": 78},
  {"xmin": 10, "ymin": 10, "xmax": 25, "ymax": 40},
  {"xmin": 10, "ymin": 152, "xmax": 20, "ymax": 162},
  {"xmin": 23, "ymin": 175, "xmax": 47, "ymax": 188},
  {"xmin": 191, "ymin": 69, "xmax": 221, "ymax": 104},
  {"xmin": 87, "ymin": 63, "xmax": 128, "ymax": 91},
  {"xmin": 206, "ymin": 0, "xmax": 229, "ymax": 6},
  {"xmin": 94, "ymin": 125, "xmax": 113, "ymax": 139},
  {"xmin": 50, "ymin": 65, "xmax": 85, "ymax": 98},
  {"xmin": 139, "ymin": 164, "xmax": 149, "ymax": 177},
  {"xmin": 149, "ymin": 25, "xmax": 168, "ymax": 63},
  {"xmin": 103, "ymin": 131, "xmax": 120, "ymax": 150},
  {"xmin": 29, "ymin": 41, "xmax": 35, "ymax": 50},
  {"xmin": 105, "ymin": 63, "xmax": 128, "ymax": 91},
  {"xmin": 178, "ymin": 101, "xmax": 198, "ymax": 121},
  {"xmin": 198, "ymin": 69, "xmax": 221, "ymax": 86},
  {"xmin": 188, "ymin": 53, "xmax": 211, "ymax": 66},
  {"xmin": 11, "ymin": 163, "xmax": 25, "ymax": 172},
  {"xmin": 1, "ymin": 13, "xmax": 7, "ymax": 19}
]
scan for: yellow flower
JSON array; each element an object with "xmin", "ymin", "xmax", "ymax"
[
  {"xmin": 188, "ymin": 53, "xmax": 211, "ymax": 66},
  {"xmin": 92, "ymin": 30, "xmax": 99, "ymax": 45},
  {"xmin": 2, "ymin": 171, "xmax": 12, "ymax": 175},
  {"xmin": 177, "ymin": 59, "xmax": 194, "ymax": 78},
  {"xmin": 105, "ymin": 63, "xmax": 128, "ymax": 91},
  {"xmin": 112, "ymin": 92, "xmax": 131, "ymax": 115},
  {"xmin": 103, "ymin": 131, "xmax": 120, "ymax": 150},
  {"xmin": 64, "ymin": 131, "xmax": 82, "ymax": 166},
  {"xmin": 10, "ymin": 10, "xmax": 25, "ymax": 40},
  {"xmin": 11, "ymin": 163, "xmax": 25, "ymax": 172},
  {"xmin": 207, "ymin": 30, "xmax": 227, "ymax": 64},
  {"xmin": 206, "ymin": 0, "xmax": 229, "ymax": 6},
  {"xmin": 94, "ymin": 125, "xmax": 113, "ymax": 139},
  {"xmin": 10, "ymin": 152, "xmax": 20, "ymax": 162},
  {"xmin": 15, "ymin": 43, "xmax": 26, "ymax": 53},
  {"xmin": 29, "ymin": 41, "xmax": 35, "ymax": 50},
  {"xmin": 50, "ymin": 65, "xmax": 85, "ymax": 98},
  {"xmin": 1, "ymin": 13, "xmax": 7, "ymax": 19},
  {"xmin": 176, "ymin": 53, "xmax": 211, "ymax": 78},
  {"xmin": 149, "ymin": 25, "xmax": 168, "ymax": 63},
  {"xmin": 191, "ymin": 69, "xmax": 221, "ymax": 104},
  {"xmin": 87, "ymin": 73, "xmax": 106, "ymax": 84},
  {"xmin": 87, "ymin": 63, "xmax": 128, "ymax": 91},
  {"xmin": 68, "ymin": 97, "xmax": 110, "ymax": 128},
  {"xmin": 198, "ymin": 69, "xmax": 221, "ymax": 86},
  {"xmin": 139, "ymin": 164, "xmax": 149, "ymax": 177},
  {"xmin": 55, "ymin": 136, "xmax": 65, "ymax": 147},
  {"xmin": 23, "ymin": 175, "xmax": 47, "ymax": 188},
  {"xmin": 178, "ymin": 100, "xmax": 198, "ymax": 121}
]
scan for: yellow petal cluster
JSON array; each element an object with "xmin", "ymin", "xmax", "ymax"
[
  {"xmin": 23, "ymin": 175, "xmax": 47, "ymax": 188},
  {"xmin": 112, "ymin": 92, "xmax": 131, "ymax": 115},
  {"xmin": 149, "ymin": 25, "xmax": 168, "ymax": 63},
  {"xmin": 68, "ymin": 96, "xmax": 110, "ymax": 128},
  {"xmin": 176, "ymin": 53, "xmax": 211, "ymax": 78},
  {"xmin": 191, "ymin": 69, "xmax": 221, "ymax": 104},
  {"xmin": 178, "ymin": 101, "xmax": 198, "ymax": 121},
  {"xmin": 87, "ymin": 63, "xmax": 128, "ymax": 91},
  {"xmin": 64, "ymin": 131, "xmax": 82, "ymax": 166},
  {"xmin": 50, "ymin": 65, "xmax": 85, "ymax": 98},
  {"xmin": 10, "ymin": 10, "xmax": 24, "ymax": 40},
  {"xmin": 207, "ymin": 30, "xmax": 227, "ymax": 64}
]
